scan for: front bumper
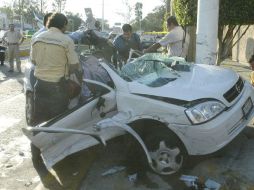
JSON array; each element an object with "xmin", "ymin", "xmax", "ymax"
[{"xmin": 173, "ymin": 82, "xmax": 254, "ymax": 155}]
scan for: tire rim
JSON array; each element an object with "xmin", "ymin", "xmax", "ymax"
[{"xmin": 149, "ymin": 141, "xmax": 183, "ymax": 175}]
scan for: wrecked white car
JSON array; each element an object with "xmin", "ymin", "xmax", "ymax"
[{"xmin": 23, "ymin": 51, "xmax": 254, "ymax": 175}]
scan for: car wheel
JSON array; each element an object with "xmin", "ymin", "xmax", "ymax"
[
  {"xmin": 144, "ymin": 128, "xmax": 187, "ymax": 175},
  {"xmin": 26, "ymin": 92, "xmax": 35, "ymax": 126},
  {"xmin": 30, "ymin": 143, "xmax": 48, "ymax": 174}
]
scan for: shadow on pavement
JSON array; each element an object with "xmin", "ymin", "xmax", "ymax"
[
  {"xmin": 243, "ymin": 125, "xmax": 254, "ymax": 139},
  {"xmin": 33, "ymin": 145, "xmax": 99, "ymax": 190},
  {"xmin": 32, "ymin": 126, "xmax": 254, "ymax": 189},
  {"xmin": 0, "ymin": 62, "xmax": 25, "ymax": 86}
]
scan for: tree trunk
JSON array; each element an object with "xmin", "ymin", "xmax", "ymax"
[
  {"xmin": 216, "ymin": 26, "xmax": 224, "ymax": 65},
  {"xmin": 217, "ymin": 25, "xmax": 250, "ymax": 65}
]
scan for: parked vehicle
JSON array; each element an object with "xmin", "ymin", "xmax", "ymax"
[{"xmin": 23, "ymin": 29, "xmax": 254, "ymax": 176}]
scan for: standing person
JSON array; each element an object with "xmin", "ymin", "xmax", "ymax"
[
  {"xmin": 32, "ymin": 12, "xmax": 52, "ymax": 39},
  {"xmin": 248, "ymin": 55, "xmax": 254, "ymax": 86},
  {"xmin": 113, "ymin": 24, "xmax": 142, "ymax": 63},
  {"xmin": 94, "ymin": 20, "xmax": 102, "ymax": 31},
  {"xmin": 31, "ymin": 13, "xmax": 80, "ymax": 124},
  {"xmin": 2, "ymin": 24, "xmax": 24, "ymax": 72},
  {"xmin": 144, "ymin": 16, "xmax": 190, "ymax": 58}
]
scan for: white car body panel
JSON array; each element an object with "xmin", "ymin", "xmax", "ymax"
[
  {"xmin": 24, "ymin": 57, "xmax": 254, "ymax": 169},
  {"xmin": 128, "ymin": 64, "xmax": 239, "ymax": 105},
  {"xmin": 29, "ymin": 83, "xmax": 122, "ymax": 168}
]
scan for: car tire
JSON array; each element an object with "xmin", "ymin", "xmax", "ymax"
[
  {"xmin": 144, "ymin": 127, "xmax": 187, "ymax": 175},
  {"xmin": 30, "ymin": 143, "xmax": 48, "ymax": 174},
  {"xmin": 26, "ymin": 92, "xmax": 35, "ymax": 126}
]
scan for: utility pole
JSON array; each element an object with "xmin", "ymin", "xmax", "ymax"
[
  {"xmin": 135, "ymin": 2, "xmax": 142, "ymax": 32},
  {"xmin": 41, "ymin": 0, "xmax": 43, "ymax": 14},
  {"xmin": 18, "ymin": 0, "xmax": 24, "ymax": 32},
  {"xmin": 102, "ymin": 0, "xmax": 104, "ymax": 31},
  {"xmin": 195, "ymin": 0, "xmax": 219, "ymax": 65}
]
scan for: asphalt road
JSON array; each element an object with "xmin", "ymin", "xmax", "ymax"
[
  {"xmin": 0, "ymin": 60, "xmax": 96, "ymax": 190},
  {"xmin": 0, "ymin": 61, "xmax": 39, "ymax": 190},
  {"xmin": 1, "ymin": 59, "xmax": 254, "ymax": 190}
]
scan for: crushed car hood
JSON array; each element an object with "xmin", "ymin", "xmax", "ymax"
[{"xmin": 128, "ymin": 64, "xmax": 239, "ymax": 105}]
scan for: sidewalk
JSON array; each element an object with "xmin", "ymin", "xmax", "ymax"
[
  {"xmin": 0, "ymin": 57, "xmax": 27, "ymax": 82},
  {"xmin": 221, "ymin": 59, "xmax": 251, "ymax": 81}
]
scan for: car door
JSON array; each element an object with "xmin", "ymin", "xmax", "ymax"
[{"xmin": 25, "ymin": 79, "xmax": 117, "ymax": 169}]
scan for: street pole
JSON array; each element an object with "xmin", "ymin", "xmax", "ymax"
[
  {"xmin": 195, "ymin": 0, "xmax": 219, "ymax": 65},
  {"xmin": 41, "ymin": 0, "xmax": 42, "ymax": 14},
  {"xmin": 18, "ymin": 0, "xmax": 24, "ymax": 33},
  {"xmin": 102, "ymin": 0, "xmax": 104, "ymax": 31}
]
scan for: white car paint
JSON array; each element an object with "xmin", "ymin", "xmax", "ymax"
[{"xmin": 24, "ymin": 55, "xmax": 254, "ymax": 173}]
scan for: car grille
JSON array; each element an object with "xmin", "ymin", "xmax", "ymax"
[{"xmin": 223, "ymin": 77, "xmax": 244, "ymax": 103}]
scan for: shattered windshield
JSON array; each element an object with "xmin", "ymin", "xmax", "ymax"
[{"xmin": 120, "ymin": 53, "xmax": 192, "ymax": 87}]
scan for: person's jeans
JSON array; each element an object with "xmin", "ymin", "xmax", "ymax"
[
  {"xmin": 0, "ymin": 52, "xmax": 5, "ymax": 65},
  {"xmin": 34, "ymin": 79, "xmax": 69, "ymax": 125}
]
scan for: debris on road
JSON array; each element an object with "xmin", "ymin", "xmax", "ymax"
[
  {"xmin": 101, "ymin": 166, "xmax": 126, "ymax": 176},
  {"xmin": 180, "ymin": 175, "xmax": 221, "ymax": 190},
  {"xmin": 72, "ymin": 172, "xmax": 79, "ymax": 176},
  {"xmin": 128, "ymin": 173, "xmax": 137, "ymax": 182},
  {"xmin": 180, "ymin": 175, "xmax": 199, "ymax": 188},
  {"xmin": 19, "ymin": 151, "xmax": 25, "ymax": 156},
  {"xmin": 205, "ymin": 179, "xmax": 221, "ymax": 190},
  {"xmin": 24, "ymin": 181, "xmax": 32, "ymax": 187},
  {"xmin": 5, "ymin": 164, "xmax": 13, "ymax": 168}
]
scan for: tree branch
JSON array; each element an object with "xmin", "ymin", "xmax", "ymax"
[
  {"xmin": 222, "ymin": 25, "xmax": 235, "ymax": 44},
  {"xmin": 231, "ymin": 25, "xmax": 250, "ymax": 48},
  {"xmin": 229, "ymin": 25, "xmax": 241, "ymax": 45}
]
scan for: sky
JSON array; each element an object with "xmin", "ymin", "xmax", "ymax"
[
  {"xmin": 0, "ymin": 0, "xmax": 164, "ymax": 27},
  {"xmin": 64, "ymin": 0, "xmax": 164, "ymax": 26}
]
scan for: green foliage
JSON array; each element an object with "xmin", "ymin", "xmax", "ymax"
[
  {"xmin": 219, "ymin": 0, "xmax": 254, "ymax": 25},
  {"xmin": 132, "ymin": 6, "xmax": 166, "ymax": 32},
  {"xmin": 174, "ymin": 0, "xmax": 197, "ymax": 26},
  {"xmin": 0, "ymin": 6, "xmax": 13, "ymax": 19},
  {"xmin": 174, "ymin": 0, "xmax": 254, "ymax": 26},
  {"xmin": 0, "ymin": 0, "xmax": 40, "ymax": 26},
  {"xmin": 52, "ymin": 0, "xmax": 66, "ymax": 12},
  {"xmin": 163, "ymin": 11, "xmax": 171, "ymax": 31},
  {"xmin": 65, "ymin": 12, "xmax": 82, "ymax": 31}
]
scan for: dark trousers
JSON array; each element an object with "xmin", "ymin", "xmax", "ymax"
[
  {"xmin": 0, "ymin": 52, "xmax": 5, "ymax": 65},
  {"xmin": 34, "ymin": 79, "xmax": 69, "ymax": 125}
]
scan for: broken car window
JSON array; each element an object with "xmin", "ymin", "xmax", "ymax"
[{"xmin": 120, "ymin": 53, "xmax": 192, "ymax": 87}]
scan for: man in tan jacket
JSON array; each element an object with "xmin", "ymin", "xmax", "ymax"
[
  {"xmin": 31, "ymin": 13, "xmax": 79, "ymax": 124},
  {"xmin": 2, "ymin": 24, "xmax": 24, "ymax": 72}
]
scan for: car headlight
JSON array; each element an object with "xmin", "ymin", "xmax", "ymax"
[{"xmin": 185, "ymin": 101, "xmax": 226, "ymax": 124}]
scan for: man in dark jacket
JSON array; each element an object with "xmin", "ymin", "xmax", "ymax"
[{"xmin": 113, "ymin": 24, "xmax": 142, "ymax": 63}]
